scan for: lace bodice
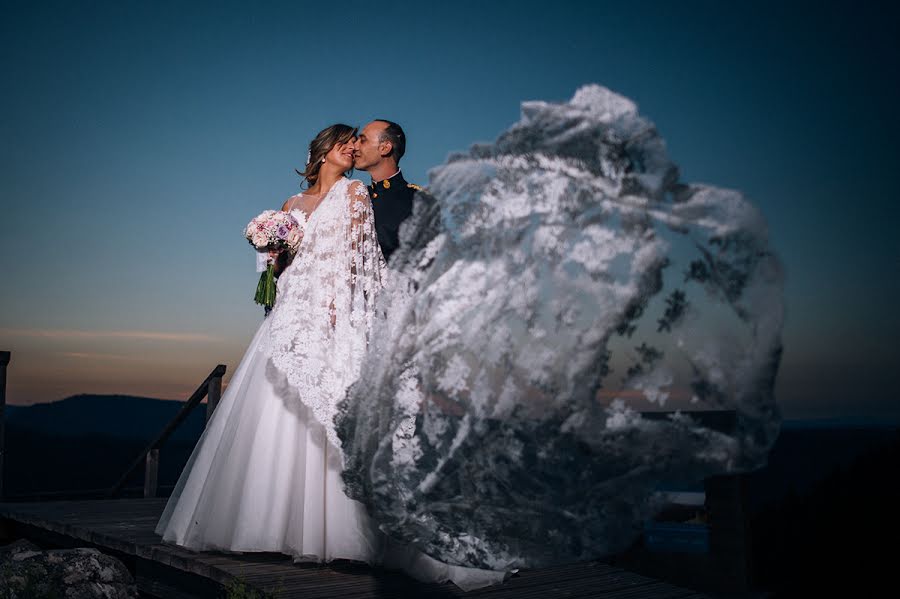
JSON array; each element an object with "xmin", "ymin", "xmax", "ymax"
[
  {"xmin": 261, "ymin": 178, "xmax": 386, "ymax": 455},
  {"xmin": 287, "ymin": 208, "xmax": 309, "ymax": 226}
]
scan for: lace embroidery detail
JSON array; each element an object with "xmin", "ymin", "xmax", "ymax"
[
  {"xmin": 262, "ymin": 178, "xmax": 386, "ymax": 457},
  {"xmin": 287, "ymin": 209, "xmax": 308, "ymax": 252}
]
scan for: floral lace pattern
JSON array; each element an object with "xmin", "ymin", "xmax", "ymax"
[
  {"xmin": 335, "ymin": 85, "xmax": 785, "ymax": 570},
  {"xmin": 262, "ymin": 178, "xmax": 385, "ymax": 455}
]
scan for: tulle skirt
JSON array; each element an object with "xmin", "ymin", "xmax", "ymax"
[{"xmin": 154, "ymin": 317, "xmax": 511, "ymax": 590}]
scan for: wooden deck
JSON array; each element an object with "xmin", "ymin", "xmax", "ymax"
[{"xmin": 0, "ymin": 497, "xmax": 710, "ymax": 598}]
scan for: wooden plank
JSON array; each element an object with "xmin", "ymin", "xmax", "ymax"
[
  {"xmin": 135, "ymin": 575, "xmax": 200, "ymax": 599},
  {"xmin": 491, "ymin": 566, "xmax": 694, "ymax": 599},
  {"xmin": 0, "ymin": 351, "xmax": 9, "ymax": 502},
  {"xmin": 479, "ymin": 564, "xmax": 642, "ymax": 595},
  {"xmin": 0, "ymin": 498, "xmax": 709, "ymax": 599},
  {"xmin": 501, "ymin": 562, "xmax": 620, "ymax": 586},
  {"xmin": 135, "ymin": 553, "xmax": 229, "ymax": 599},
  {"xmin": 492, "ymin": 573, "xmax": 649, "ymax": 599}
]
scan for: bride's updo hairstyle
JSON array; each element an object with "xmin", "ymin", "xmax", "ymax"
[{"xmin": 295, "ymin": 124, "xmax": 358, "ymax": 187}]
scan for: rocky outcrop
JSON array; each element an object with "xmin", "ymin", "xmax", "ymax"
[{"xmin": 0, "ymin": 538, "xmax": 138, "ymax": 598}]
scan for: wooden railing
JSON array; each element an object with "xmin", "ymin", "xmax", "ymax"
[
  {"xmin": 107, "ymin": 364, "xmax": 226, "ymax": 498},
  {"xmin": 0, "ymin": 351, "xmax": 9, "ymax": 501},
  {"xmin": 0, "ymin": 351, "xmax": 225, "ymax": 501}
]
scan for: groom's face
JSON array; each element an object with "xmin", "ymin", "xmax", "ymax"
[{"xmin": 354, "ymin": 121, "xmax": 390, "ymax": 171}]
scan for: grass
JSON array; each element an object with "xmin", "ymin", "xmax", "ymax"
[{"xmin": 222, "ymin": 565, "xmax": 287, "ymax": 599}]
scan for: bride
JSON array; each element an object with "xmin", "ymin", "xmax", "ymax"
[{"xmin": 154, "ymin": 124, "xmax": 510, "ymax": 590}]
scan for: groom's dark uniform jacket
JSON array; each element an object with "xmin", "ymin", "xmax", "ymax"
[{"xmin": 368, "ymin": 170, "xmax": 420, "ymax": 262}]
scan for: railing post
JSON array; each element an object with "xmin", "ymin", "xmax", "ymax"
[
  {"xmin": 705, "ymin": 473, "xmax": 751, "ymax": 593},
  {"xmin": 0, "ymin": 351, "xmax": 9, "ymax": 502},
  {"xmin": 144, "ymin": 448, "xmax": 159, "ymax": 498},
  {"xmin": 206, "ymin": 369, "xmax": 222, "ymax": 424},
  {"xmin": 108, "ymin": 363, "xmax": 226, "ymax": 498}
]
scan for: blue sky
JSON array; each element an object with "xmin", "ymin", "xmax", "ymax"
[{"xmin": 1, "ymin": 0, "xmax": 897, "ymax": 419}]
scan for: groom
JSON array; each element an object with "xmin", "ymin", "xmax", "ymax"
[{"xmin": 353, "ymin": 119, "xmax": 421, "ymax": 262}]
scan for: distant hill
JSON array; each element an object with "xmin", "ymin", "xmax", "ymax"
[
  {"xmin": 743, "ymin": 425, "xmax": 899, "ymax": 512},
  {"xmin": 4, "ymin": 394, "xmax": 208, "ymax": 443},
  {"xmin": 2, "ymin": 425, "xmax": 199, "ymax": 496},
  {"xmin": 10, "ymin": 394, "xmax": 894, "ymax": 437},
  {"xmin": 4, "ymin": 394, "xmax": 898, "ymax": 508}
]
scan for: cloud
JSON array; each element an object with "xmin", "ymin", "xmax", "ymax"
[
  {"xmin": 0, "ymin": 328, "xmax": 219, "ymax": 343},
  {"xmin": 59, "ymin": 352, "xmax": 150, "ymax": 361}
]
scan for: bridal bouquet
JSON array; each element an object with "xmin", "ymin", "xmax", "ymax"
[{"xmin": 245, "ymin": 210, "xmax": 302, "ymax": 310}]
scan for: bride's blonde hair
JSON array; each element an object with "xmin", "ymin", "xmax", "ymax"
[{"xmin": 295, "ymin": 124, "xmax": 358, "ymax": 187}]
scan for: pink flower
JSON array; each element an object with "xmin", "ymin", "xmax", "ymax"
[{"xmin": 245, "ymin": 210, "xmax": 301, "ymax": 249}]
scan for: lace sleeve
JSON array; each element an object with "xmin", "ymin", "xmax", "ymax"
[
  {"xmin": 264, "ymin": 178, "xmax": 386, "ymax": 457},
  {"xmin": 286, "ymin": 209, "xmax": 306, "ymax": 258},
  {"xmin": 347, "ymin": 181, "xmax": 384, "ymax": 288}
]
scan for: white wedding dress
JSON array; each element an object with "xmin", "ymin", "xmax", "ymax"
[{"xmin": 154, "ymin": 177, "xmax": 510, "ymax": 590}]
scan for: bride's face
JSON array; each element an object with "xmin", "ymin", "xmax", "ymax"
[{"xmin": 324, "ymin": 138, "xmax": 356, "ymax": 171}]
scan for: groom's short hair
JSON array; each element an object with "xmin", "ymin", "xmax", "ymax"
[{"xmin": 375, "ymin": 119, "xmax": 406, "ymax": 163}]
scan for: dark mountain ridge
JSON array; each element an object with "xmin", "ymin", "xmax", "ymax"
[{"xmin": 5, "ymin": 394, "xmax": 208, "ymax": 442}]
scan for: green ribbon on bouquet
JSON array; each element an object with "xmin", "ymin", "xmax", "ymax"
[{"xmin": 254, "ymin": 262, "xmax": 277, "ymax": 310}]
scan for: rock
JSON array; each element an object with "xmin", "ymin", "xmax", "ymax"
[
  {"xmin": 0, "ymin": 538, "xmax": 42, "ymax": 561},
  {"xmin": 0, "ymin": 539, "xmax": 138, "ymax": 598}
]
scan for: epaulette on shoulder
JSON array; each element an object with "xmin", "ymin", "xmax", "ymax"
[{"xmin": 407, "ymin": 183, "xmax": 423, "ymax": 191}]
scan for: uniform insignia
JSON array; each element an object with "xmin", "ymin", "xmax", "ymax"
[
  {"xmin": 407, "ymin": 183, "xmax": 422, "ymax": 191},
  {"xmin": 383, "ymin": 179, "xmax": 391, "ymax": 189}
]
